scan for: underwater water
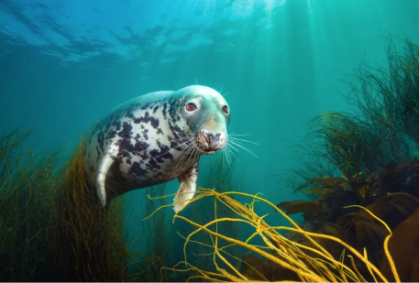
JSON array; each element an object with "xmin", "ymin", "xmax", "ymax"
[{"xmin": 1, "ymin": 0, "xmax": 419, "ymax": 282}]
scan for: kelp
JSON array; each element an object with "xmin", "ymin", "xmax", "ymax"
[
  {"xmin": 279, "ymin": 168, "xmax": 419, "ymax": 272},
  {"xmin": 336, "ymin": 193, "xmax": 419, "ymax": 267},
  {"xmin": 378, "ymin": 159, "xmax": 419, "ymax": 198},
  {"xmin": 274, "ymin": 37, "xmax": 419, "ymax": 282},
  {"xmin": 308, "ymin": 111, "xmax": 395, "ymax": 176},
  {"xmin": 348, "ymin": 36, "xmax": 419, "ymax": 146},
  {"xmin": 147, "ymin": 188, "xmax": 400, "ymax": 282},
  {"xmin": 380, "ymin": 207, "xmax": 419, "ymax": 282},
  {"xmin": 276, "ymin": 200, "xmax": 321, "ymax": 221},
  {"xmin": 288, "ymin": 36, "xmax": 419, "ymax": 197},
  {"xmin": 133, "ymin": 183, "xmax": 175, "ymax": 282},
  {"xmin": 0, "ymin": 129, "xmax": 140, "ymax": 281},
  {"xmin": 47, "ymin": 133, "xmax": 131, "ymax": 281},
  {"xmin": 172, "ymin": 158, "xmax": 243, "ymax": 280},
  {"xmin": 0, "ymin": 128, "xmax": 57, "ymax": 281}
]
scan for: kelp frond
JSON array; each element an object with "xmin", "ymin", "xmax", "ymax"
[
  {"xmin": 48, "ymin": 131, "xmax": 132, "ymax": 281},
  {"xmin": 0, "ymin": 128, "xmax": 137, "ymax": 281},
  {"xmin": 148, "ymin": 188, "xmax": 399, "ymax": 282}
]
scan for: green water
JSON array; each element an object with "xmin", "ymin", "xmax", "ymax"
[{"xmin": 0, "ymin": 0, "xmax": 418, "ymax": 279}]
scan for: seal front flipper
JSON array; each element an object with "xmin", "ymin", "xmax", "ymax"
[
  {"xmin": 96, "ymin": 142, "xmax": 119, "ymax": 207},
  {"xmin": 173, "ymin": 164, "xmax": 199, "ymax": 213}
]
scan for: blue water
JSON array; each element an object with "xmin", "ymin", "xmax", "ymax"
[{"xmin": 1, "ymin": 0, "xmax": 419, "ymax": 276}]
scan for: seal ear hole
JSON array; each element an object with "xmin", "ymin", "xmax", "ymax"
[
  {"xmin": 186, "ymin": 103, "xmax": 197, "ymax": 112},
  {"xmin": 222, "ymin": 105, "xmax": 229, "ymax": 114}
]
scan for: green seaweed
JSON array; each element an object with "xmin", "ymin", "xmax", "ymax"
[
  {"xmin": 278, "ymin": 37, "xmax": 419, "ymax": 281},
  {"xmin": 0, "ymin": 129, "xmax": 138, "ymax": 281}
]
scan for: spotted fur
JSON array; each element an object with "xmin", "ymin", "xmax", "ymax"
[{"xmin": 84, "ymin": 85, "xmax": 230, "ymax": 212}]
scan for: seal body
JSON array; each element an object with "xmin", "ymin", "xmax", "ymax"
[{"xmin": 84, "ymin": 85, "xmax": 230, "ymax": 212}]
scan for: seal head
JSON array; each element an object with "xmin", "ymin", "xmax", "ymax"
[
  {"xmin": 84, "ymin": 85, "xmax": 230, "ymax": 212},
  {"xmin": 176, "ymin": 85, "xmax": 229, "ymax": 155}
]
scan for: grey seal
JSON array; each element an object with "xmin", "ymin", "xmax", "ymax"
[{"xmin": 84, "ymin": 85, "xmax": 230, "ymax": 212}]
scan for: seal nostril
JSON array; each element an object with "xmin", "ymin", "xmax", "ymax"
[
  {"xmin": 214, "ymin": 133, "xmax": 220, "ymax": 144},
  {"xmin": 207, "ymin": 133, "xmax": 214, "ymax": 145}
]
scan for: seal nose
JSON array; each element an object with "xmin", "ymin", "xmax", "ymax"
[
  {"xmin": 207, "ymin": 133, "xmax": 220, "ymax": 148},
  {"xmin": 196, "ymin": 130, "xmax": 226, "ymax": 154}
]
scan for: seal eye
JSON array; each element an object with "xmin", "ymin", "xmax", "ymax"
[
  {"xmin": 185, "ymin": 102, "xmax": 197, "ymax": 112},
  {"xmin": 222, "ymin": 105, "xmax": 229, "ymax": 114}
]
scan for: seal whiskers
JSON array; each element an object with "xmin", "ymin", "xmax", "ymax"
[
  {"xmin": 215, "ymin": 133, "xmax": 259, "ymax": 168},
  {"xmin": 229, "ymin": 136, "xmax": 260, "ymax": 145},
  {"xmin": 174, "ymin": 139, "xmax": 196, "ymax": 169},
  {"xmin": 228, "ymin": 139, "xmax": 258, "ymax": 158}
]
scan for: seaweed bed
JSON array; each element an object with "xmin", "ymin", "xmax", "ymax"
[
  {"xmin": 274, "ymin": 36, "xmax": 419, "ymax": 281},
  {"xmin": 0, "ymin": 36, "xmax": 418, "ymax": 282}
]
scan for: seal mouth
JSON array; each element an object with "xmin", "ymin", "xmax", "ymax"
[
  {"xmin": 197, "ymin": 146, "xmax": 216, "ymax": 155},
  {"xmin": 195, "ymin": 137, "xmax": 217, "ymax": 155}
]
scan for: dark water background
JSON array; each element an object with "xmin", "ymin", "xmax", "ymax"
[{"xmin": 1, "ymin": 0, "xmax": 418, "ymax": 266}]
